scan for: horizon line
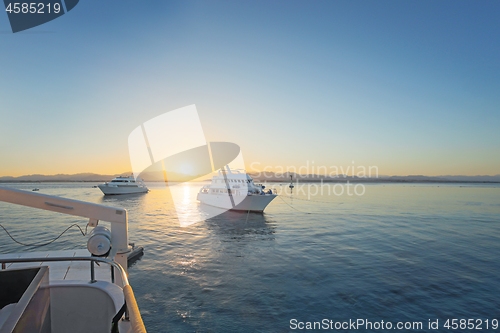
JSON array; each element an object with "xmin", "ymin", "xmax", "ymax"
[{"xmin": 0, "ymin": 171, "xmax": 499, "ymax": 179}]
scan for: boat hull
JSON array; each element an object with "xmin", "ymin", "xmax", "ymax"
[
  {"xmin": 197, "ymin": 192, "xmax": 276, "ymax": 212},
  {"xmin": 97, "ymin": 185, "xmax": 148, "ymax": 195}
]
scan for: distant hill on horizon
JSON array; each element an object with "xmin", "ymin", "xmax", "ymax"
[
  {"xmin": 249, "ymin": 173, "xmax": 500, "ymax": 183},
  {"xmin": 0, "ymin": 171, "xmax": 209, "ymax": 183},
  {"xmin": 0, "ymin": 172, "xmax": 499, "ymax": 183},
  {"xmin": 0, "ymin": 172, "xmax": 128, "ymax": 182}
]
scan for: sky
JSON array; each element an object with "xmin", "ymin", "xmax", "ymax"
[{"xmin": 0, "ymin": 1, "xmax": 499, "ymax": 177}]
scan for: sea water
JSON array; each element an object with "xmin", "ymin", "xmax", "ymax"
[{"xmin": 0, "ymin": 183, "xmax": 499, "ymax": 332}]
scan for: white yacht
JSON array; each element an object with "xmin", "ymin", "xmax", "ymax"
[
  {"xmin": 197, "ymin": 167, "xmax": 277, "ymax": 212},
  {"xmin": 98, "ymin": 176, "xmax": 148, "ymax": 195},
  {"xmin": 0, "ymin": 186, "xmax": 147, "ymax": 333}
]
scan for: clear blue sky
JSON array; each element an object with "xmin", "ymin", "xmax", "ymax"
[{"xmin": 1, "ymin": 1, "xmax": 499, "ymax": 176}]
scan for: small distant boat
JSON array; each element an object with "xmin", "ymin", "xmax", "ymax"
[
  {"xmin": 32, "ymin": 188, "xmax": 39, "ymax": 191},
  {"xmin": 197, "ymin": 166, "xmax": 276, "ymax": 212},
  {"xmin": 98, "ymin": 176, "xmax": 148, "ymax": 195}
]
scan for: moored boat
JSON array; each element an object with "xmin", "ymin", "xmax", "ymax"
[
  {"xmin": 197, "ymin": 167, "xmax": 276, "ymax": 212},
  {"xmin": 98, "ymin": 176, "xmax": 148, "ymax": 195}
]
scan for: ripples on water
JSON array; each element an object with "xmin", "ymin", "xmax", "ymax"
[{"xmin": 1, "ymin": 183, "xmax": 499, "ymax": 332}]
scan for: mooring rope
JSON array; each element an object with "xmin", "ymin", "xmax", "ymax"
[{"xmin": 277, "ymin": 195, "xmax": 313, "ymax": 214}]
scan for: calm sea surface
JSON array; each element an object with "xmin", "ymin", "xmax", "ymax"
[{"xmin": 1, "ymin": 182, "xmax": 499, "ymax": 332}]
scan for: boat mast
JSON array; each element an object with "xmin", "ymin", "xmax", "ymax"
[{"xmin": 221, "ymin": 166, "xmax": 235, "ymax": 208}]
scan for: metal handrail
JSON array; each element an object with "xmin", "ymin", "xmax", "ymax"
[{"xmin": 0, "ymin": 256, "xmax": 129, "ymax": 286}]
